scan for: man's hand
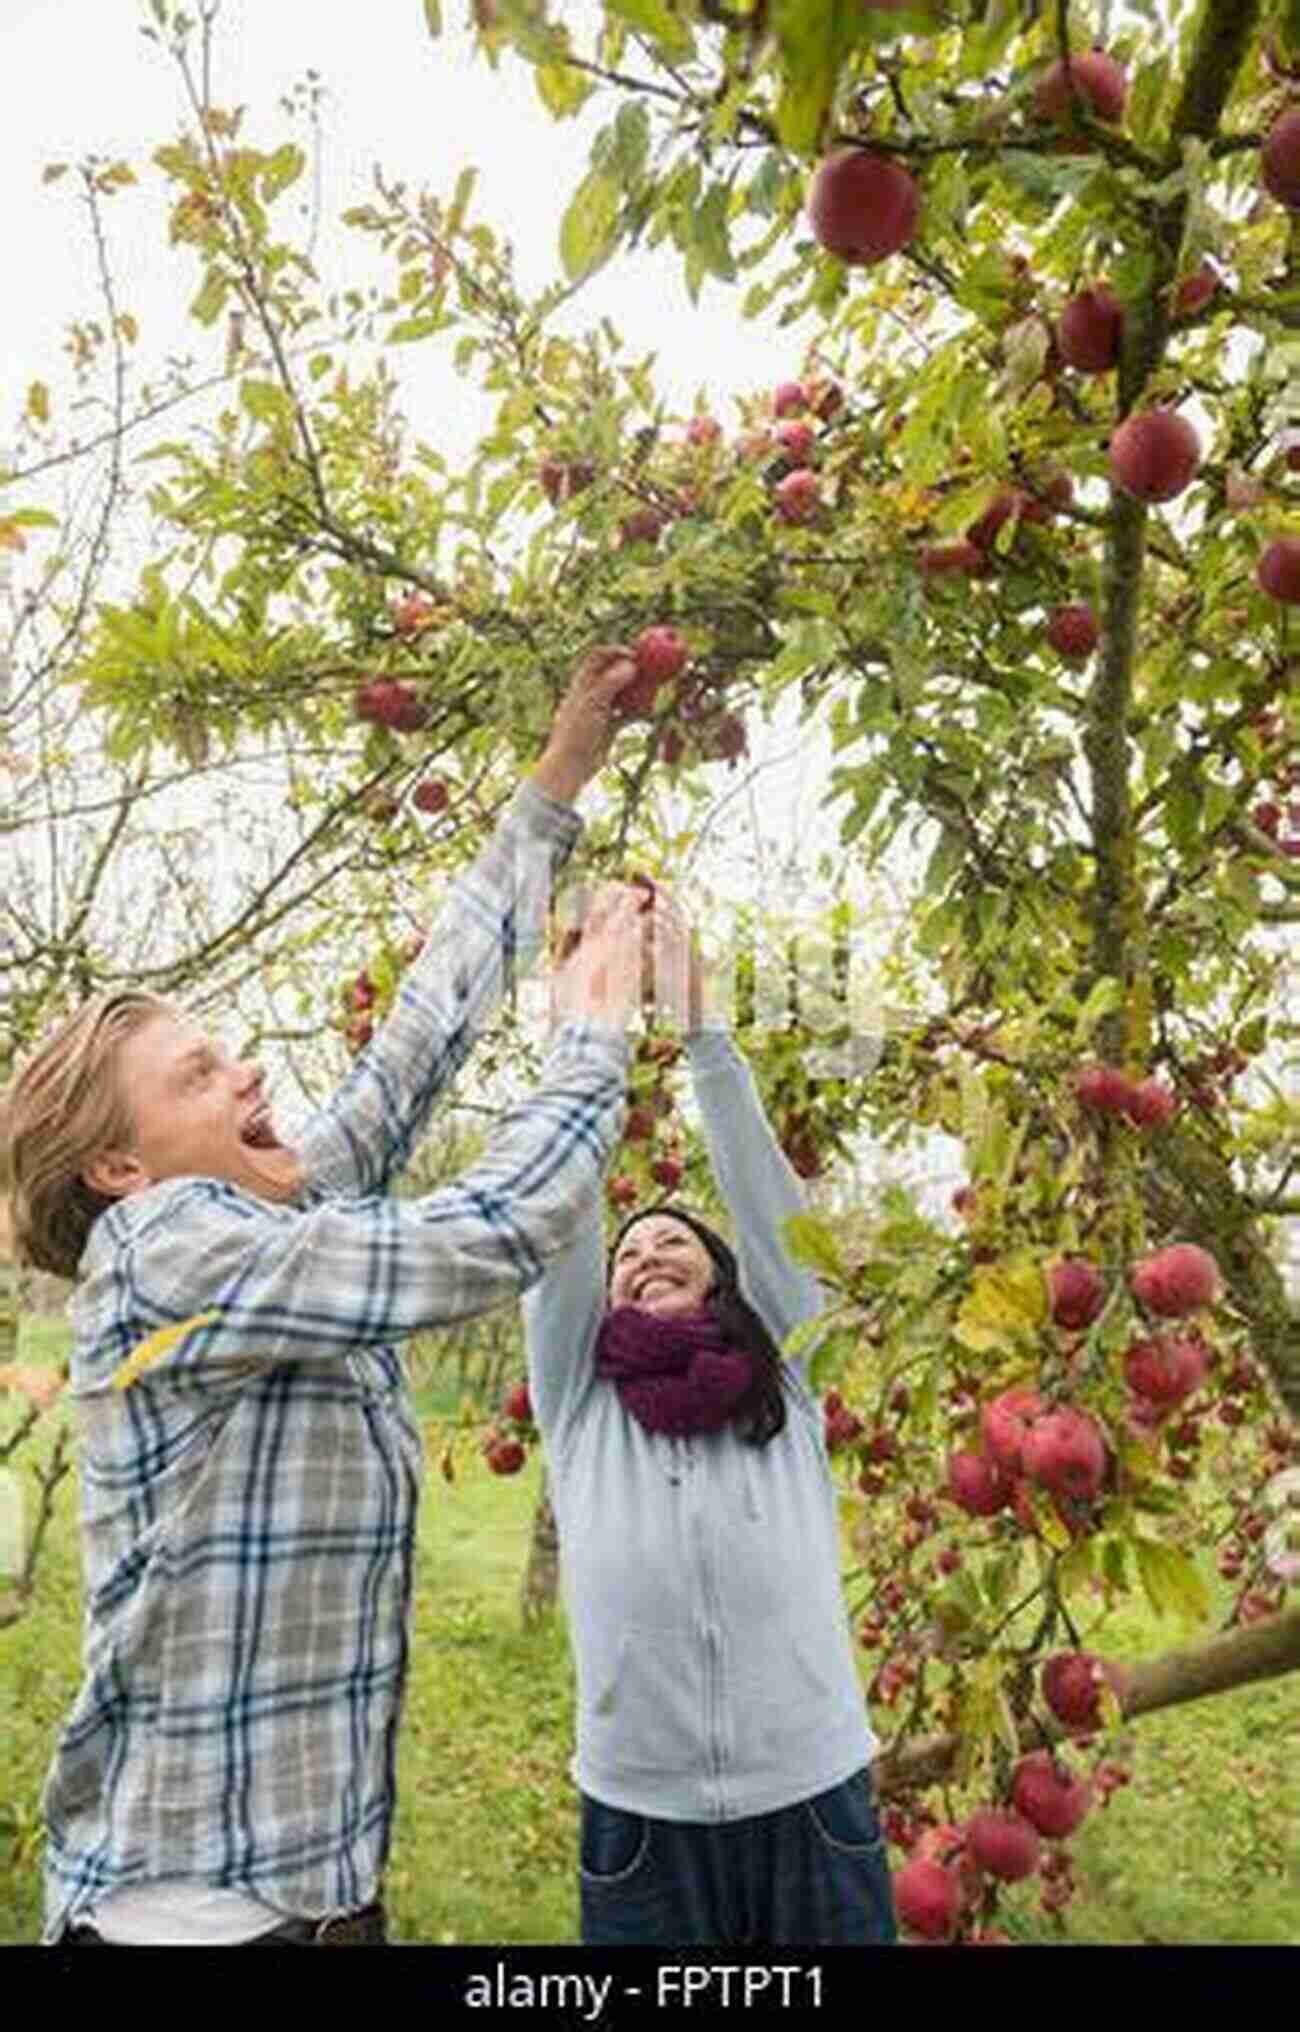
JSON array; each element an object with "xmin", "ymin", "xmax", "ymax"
[
  {"xmin": 532, "ymin": 645, "xmax": 638, "ymax": 806},
  {"xmin": 550, "ymin": 883, "xmax": 645, "ymax": 1032}
]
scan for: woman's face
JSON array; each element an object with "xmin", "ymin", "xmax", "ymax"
[{"xmin": 609, "ymin": 1215, "xmax": 717, "ymax": 1319}]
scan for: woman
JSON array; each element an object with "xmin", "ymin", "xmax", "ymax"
[{"xmin": 522, "ymin": 898, "xmax": 896, "ymax": 1948}]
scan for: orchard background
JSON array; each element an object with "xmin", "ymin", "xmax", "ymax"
[{"xmin": 2, "ymin": 0, "xmax": 1299, "ymax": 1944}]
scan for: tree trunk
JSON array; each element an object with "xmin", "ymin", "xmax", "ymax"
[
  {"xmin": 873, "ymin": 1605, "xmax": 1300, "ymax": 1800},
  {"xmin": 520, "ymin": 1466, "xmax": 561, "ymax": 1627}
]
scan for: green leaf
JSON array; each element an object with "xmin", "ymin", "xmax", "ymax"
[
  {"xmin": 1058, "ymin": 1535, "xmax": 1096, "ymax": 1598},
  {"xmin": 691, "ymin": 180, "xmax": 737, "ymax": 283},
  {"xmin": 261, "ymin": 143, "xmax": 306, "ymax": 202},
  {"xmin": 781, "ymin": 1212, "xmax": 846, "ymax": 1283},
  {"xmin": 770, "ymin": 0, "xmax": 839, "ymax": 156},
  {"xmin": 612, "ymin": 101, "xmax": 651, "ymax": 184},
  {"xmin": 239, "ymin": 378, "xmax": 291, "ymax": 426},
  {"xmin": 387, "ymin": 315, "xmax": 446, "ymax": 344},
  {"xmin": 606, "ymin": 0, "xmax": 694, "ymax": 62},
  {"xmin": 1134, "ymin": 1537, "xmax": 1212, "ymax": 1625},
  {"xmin": 559, "ymin": 167, "xmax": 622, "ymax": 280},
  {"xmin": 423, "ymin": 0, "xmax": 442, "ymax": 34},
  {"xmin": 536, "ymin": 55, "xmax": 594, "ymax": 118},
  {"xmin": 1074, "ymin": 974, "xmax": 1123, "ymax": 1041},
  {"xmin": 190, "ymin": 269, "xmax": 230, "ymax": 326}
]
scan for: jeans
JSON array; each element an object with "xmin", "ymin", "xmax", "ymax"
[{"xmin": 579, "ymin": 1767, "xmax": 897, "ymax": 1947}]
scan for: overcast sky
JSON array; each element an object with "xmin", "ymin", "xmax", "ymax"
[{"xmin": 0, "ymin": 0, "xmax": 820, "ymax": 454}]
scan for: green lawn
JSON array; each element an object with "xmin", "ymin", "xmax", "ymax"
[{"xmin": 2, "ymin": 1318, "xmax": 1297, "ymax": 1945}]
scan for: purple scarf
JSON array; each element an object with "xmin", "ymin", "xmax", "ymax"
[{"xmin": 594, "ymin": 1304, "xmax": 754, "ymax": 1438}]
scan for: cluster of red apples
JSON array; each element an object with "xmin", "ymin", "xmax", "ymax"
[
  {"xmin": 804, "ymin": 36, "xmax": 1300, "ymax": 644},
  {"xmin": 480, "ymin": 1379, "xmax": 536, "ymax": 1477},
  {"xmin": 606, "ymin": 1022, "xmax": 688, "ymax": 1211}
]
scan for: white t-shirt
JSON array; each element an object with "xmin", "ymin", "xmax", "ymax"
[{"xmin": 90, "ymin": 1884, "xmax": 281, "ymax": 1944}]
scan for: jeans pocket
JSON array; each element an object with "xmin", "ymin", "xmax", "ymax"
[
  {"xmin": 805, "ymin": 1768, "xmax": 887, "ymax": 1856},
  {"xmin": 579, "ymin": 1796, "xmax": 651, "ymax": 1885}
]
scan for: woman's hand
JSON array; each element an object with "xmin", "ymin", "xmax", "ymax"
[
  {"xmin": 638, "ymin": 883, "xmax": 713, "ymax": 1033},
  {"xmin": 550, "ymin": 883, "xmax": 647, "ymax": 1032}
]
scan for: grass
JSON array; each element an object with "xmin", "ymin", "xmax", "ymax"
[{"xmin": 3, "ymin": 1316, "xmax": 1298, "ymax": 1946}]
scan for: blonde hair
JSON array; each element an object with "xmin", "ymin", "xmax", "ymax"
[{"xmin": 1, "ymin": 992, "xmax": 175, "ymax": 1279}]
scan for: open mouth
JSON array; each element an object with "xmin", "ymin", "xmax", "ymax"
[{"xmin": 239, "ymin": 1103, "xmax": 281, "ymax": 1150}]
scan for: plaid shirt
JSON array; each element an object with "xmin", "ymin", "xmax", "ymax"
[{"xmin": 42, "ymin": 782, "xmax": 628, "ymax": 1941}]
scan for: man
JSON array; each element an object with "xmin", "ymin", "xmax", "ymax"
[{"xmin": 0, "ymin": 645, "xmax": 644, "ymax": 1945}]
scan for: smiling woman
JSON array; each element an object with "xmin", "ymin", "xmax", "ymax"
[{"xmin": 521, "ymin": 899, "xmax": 896, "ymax": 1950}]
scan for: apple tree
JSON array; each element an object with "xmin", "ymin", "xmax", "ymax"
[
  {"xmin": 437, "ymin": 0, "xmax": 1300, "ymax": 1938},
  {"xmin": 3, "ymin": 0, "xmax": 1299, "ymax": 1935}
]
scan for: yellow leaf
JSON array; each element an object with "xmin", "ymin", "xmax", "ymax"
[
  {"xmin": 0, "ymin": 522, "xmax": 27, "ymax": 553},
  {"xmin": 111, "ymin": 1312, "xmax": 220, "ymax": 1391},
  {"xmin": 27, "ymin": 382, "xmax": 50, "ymax": 425},
  {"xmin": 954, "ymin": 1256, "xmax": 1048, "ymax": 1353}
]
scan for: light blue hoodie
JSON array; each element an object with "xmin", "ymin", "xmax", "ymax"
[{"xmin": 523, "ymin": 1021, "xmax": 877, "ymax": 1822}]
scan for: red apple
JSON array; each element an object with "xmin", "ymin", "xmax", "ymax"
[
  {"xmin": 705, "ymin": 713, "xmax": 747, "ymax": 764},
  {"xmin": 807, "ymin": 148, "xmax": 922, "ymax": 264},
  {"xmin": 1123, "ymin": 1335, "xmax": 1207, "ymax": 1409},
  {"xmin": 1011, "ymin": 1752, "xmax": 1092, "ymax": 1838},
  {"xmin": 894, "ymin": 1856, "xmax": 963, "ymax": 1941},
  {"xmin": 1020, "ymin": 470, "xmax": 1074, "ymax": 523},
  {"xmin": 1253, "ymin": 800, "xmax": 1283, "ymax": 837},
  {"xmin": 1109, "ymin": 408, "xmax": 1201, "ymax": 503},
  {"xmin": 502, "ymin": 1381, "xmax": 532, "ymax": 1425},
  {"xmin": 607, "ymin": 1173, "xmax": 638, "ymax": 1208},
  {"xmin": 354, "ymin": 678, "xmax": 430, "ymax": 732},
  {"xmin": 485, "ymin": 1436, "xmax": 526, "ymax": 1475},
  {"xmin": 1175, "ymin": 260, "xmax": 1221, "ymax": 317},
  {"xmin": 687, "ymin": 414, "xmax": 721, "ymax": 446},
  {"xmin": 966, "ymin": 489, "xmax": 1021, "ymax": 554},
  {"xmin": 1047, "ymin": 603, "xmax": 1099, "ymax": 660},
  {"xmin": 921, "ymin": 540, "xmax": 984, "ymax": 575},
  {"xmin": 1040, "ymin": 1651, "xmax": 1126, "ymax": 1730},
  {"xmin": 539, "ymin": 455, "xmax": 595, "ymax": 505},
  {"xmin": 1262, "ymin": 107, "xmax": 1300, "ymax": 208},
  {"xmin": 1130, "ymin": 1242, "xmax": 1221, "ymax": 1317},
  {"xmin": 963, "ymin": 1807, "xmax": 1042, "ymax": 1883},
  {"xmin": 1126, "ymin": 1077, "xmax": 1177, "ymax": 1128},
  {"xmin": 774, "ymin": 467, "xmax": 821, "ymax": 523},
  {"xmin": 775, "ymin": 418, "xmax": 816, "ymax": 462},
  {"xmin": 1048, "ymin": 1257, "xmax": 1106, "ymax": 1332},
  {"xmin": 1021, "ymin": 1406, "xmax": 1107, "ymax": 1502},
  {"xmin": 1075, "ymin": 1062, "xmax": 1137, "ymax": 1114},
  {"xmin": 650, "ymin": 1155, "xmax": 683, "ymax": 1192},
  {"xmin": 393, "ymin": 592, "xmax": 437, "ymax": 637},
  {"xmin": 412, "ymin": 776, "xmax": 450, "ymax": 815},
  {"xmin": 1057, "ymin": 285, "xmax": 1124, "ymax": 373},
  {"xmin": 947, "ymin": 1448, "xmax": 1013, "ymax": 1517},
  {"xmin": 981, "ymin": 1388, "xmax": 1046, "ymax": 1475},
  {"xmin": 1257, "ymin": 536, "xmax": 1300, "ymax": 603},
  {"xmin": 618, "ymin": 506, "xmax": 666, "ymax": 547},
  {"xmin": 1034, "ymin": 49, "xmax": 1128, "ymax": 125},
  {"xmin": 772, "ymin": 381, "xmax": 807, "ymax": 418}
]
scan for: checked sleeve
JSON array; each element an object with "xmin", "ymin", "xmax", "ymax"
[
  {"xmin": 77, "ymin": 1020, "xmax": 628, "ymax": 1387},
  {"xmin": 296, "ymin": 779, "xmax": 581, "ymax": 1201}
]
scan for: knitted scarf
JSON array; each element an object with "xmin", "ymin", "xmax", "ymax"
[{"xmin": 593, "ymin": 1303, "xmax": 754, "ymax": 1438}]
